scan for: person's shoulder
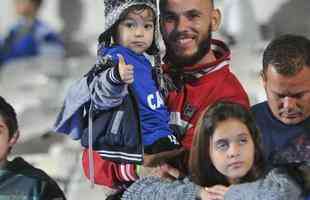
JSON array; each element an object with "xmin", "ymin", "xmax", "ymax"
[
  {"xmin": 109, "ymin": 45, "xmax": 140, "ymax": 58},
  {"xmin": 263, "ymin": 167, "xmax": 304, "ymax": 199},
  {"xmin": 8, "ymin": 157, "xmax": 66, "ymax": 199},
  {"xmin": 211, "ymin": 68, "xmax": 250, "ymax": 108},
  {"xmin": 8, "ymin": 157, "xmax": 53, "ymax": 181},
  {"xmin": 226, "ymin": 167, "xmax": 303, "ymax": 200},
  {"xmin": 260, "ymin": 167, "xmax": 303, "ymax": 199},
  {"xmin": 250, "ymin": 101, "xmax": 273, "ymax": 131},
  {"xmin": 99, "ymin": 45, "xmax": 124, "ymax": 58},
  {"xmin": 218, "ymin": 67, "xmax": 247, "ymax": 93},
  {"xmin": 251, "ymin": 101, "xmax": 268, "ymax": 113},
  {"xmin": 99, "ymin": 45, "xmax": 138, "ymax": 65},
  {"xmin": 267, "ymin": 167, "xmax": 302, "ymax": 182}
]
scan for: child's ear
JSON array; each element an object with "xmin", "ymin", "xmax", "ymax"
[{"xmin": 9, "ymin": 130, "xmax": 19, "ymax": 147}]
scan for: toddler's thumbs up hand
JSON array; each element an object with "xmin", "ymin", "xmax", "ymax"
[{"xmin": 118, "ymin": 54, "xmax": 134, "ymax": 84}]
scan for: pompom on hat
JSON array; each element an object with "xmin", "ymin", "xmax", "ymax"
[{"xmin": 99, "ymin": 0, "xmax": 160, "ymax": 55}]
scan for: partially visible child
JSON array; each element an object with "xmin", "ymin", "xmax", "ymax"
[
  {"xmin": 0, "ymin": 0, "xmax": 64, "ymax": 65},
  {"xmin": 0, "ymin": 96, "xmax": 66, "ymax": 199}
]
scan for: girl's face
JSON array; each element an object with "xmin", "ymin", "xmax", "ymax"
[
  {"xmin": 209, "ymin": 118, "xmax": 255, "ymax": 184},
  {"xmin": 116, "ymin": 8, "xmax": 155, "ymax": 54}
]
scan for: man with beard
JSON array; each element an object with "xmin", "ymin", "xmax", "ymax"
[{"xmin": 159, "ymin": 0, "xmax": 249, "ymax": 151}]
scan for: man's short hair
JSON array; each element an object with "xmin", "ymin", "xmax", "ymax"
[
  {"xmin": 159, "ymin": 0, "xmax": 214, "ymax": 11},
  {"xmin": 0, "ymin": 96, "xmax": 18, "ymax": 138},
  {"xmin": 262, "ymin": 34, "xmax": 310, "ymax": 77}
]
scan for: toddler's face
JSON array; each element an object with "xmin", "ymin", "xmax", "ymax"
[
  {"xmin": 209, "ymin": 118, "xmax": 255, "ymax": 184},
  {"xmin": 116, "ymin": 8, "xmax": 154, "ymax": 54}
]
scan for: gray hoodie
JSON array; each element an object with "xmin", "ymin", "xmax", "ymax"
[{"xmin": 121, "ymin": 168, "xmax": 303, "ymax": 200}]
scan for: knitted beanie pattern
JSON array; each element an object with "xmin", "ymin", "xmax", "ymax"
[
  {"xmin": 104, "ymin": 0, "xmax": 157, "ymax": 34},
  {"xmin": 100, "ymin": 0, "xmax": 160, "ymax": 57}
]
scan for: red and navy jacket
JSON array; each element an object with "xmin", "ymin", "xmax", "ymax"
[{"xmin": 165, "ymin": 39, "xmax": 250, "ymax": 149}]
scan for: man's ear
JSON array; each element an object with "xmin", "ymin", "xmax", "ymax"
[
  {"xmin": 260, "ymin": 70, "xmax": 267, "ymax": 89},
  {"xmin": 9, "ymin": 130, "xmax": 19, "ymax": 147},
  {"xmin": 210, "ymin": 8, "xmax": 221, "ymax": 32}
]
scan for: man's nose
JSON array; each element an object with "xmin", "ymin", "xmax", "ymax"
[
  {"xmin": 283, "ymin": 96, "xmax": 297, "ymax": 111},
  {"xmin": 176, "ymin": 16, "xmax": 190, "ymax": 32}
]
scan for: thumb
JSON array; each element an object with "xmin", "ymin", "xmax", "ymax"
[{"xmin": 117, "ymin": 54, "xmax": 126, "ymax": 65}]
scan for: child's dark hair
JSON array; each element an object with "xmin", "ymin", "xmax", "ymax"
[
  {"xmin": 0, "ymin": 96, "xmax": 18, "ymax": 138},
  {"xmin": 189, "ymin": 101, "xmax": 265, "ymax": 187},
  {"xmin": 98, "ymin": 4, "xmax": 159, "ymax": 55}
]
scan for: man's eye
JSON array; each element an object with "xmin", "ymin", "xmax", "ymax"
[
  {"xmin": 187, "ymin": 13, "xmax": 199, "ymax": 20},
  {"xmin": 292, "ymin": 93, "xmax": 304, "ymax": 99}
]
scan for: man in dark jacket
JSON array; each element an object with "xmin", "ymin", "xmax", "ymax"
[{"xmin": 0, "ymin": 96, "xmax": 66, "ymax": 200}]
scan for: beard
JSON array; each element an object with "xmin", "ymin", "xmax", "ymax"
[{"xmin": 163, "ymin": 25, "xmax": 212, "ymax": 67}]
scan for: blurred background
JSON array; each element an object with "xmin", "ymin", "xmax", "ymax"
[{"xmin": 0, "ymin": 0, "xmax": 309, "ymax": 199}]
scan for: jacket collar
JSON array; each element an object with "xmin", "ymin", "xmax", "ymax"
[
  {"xmin": 163, "ymin": 39, "xmax": 231, "ymax": 74},
  {"xmin": 161, "ymin": 39, "xmax": 231, "ymax": 90}
]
